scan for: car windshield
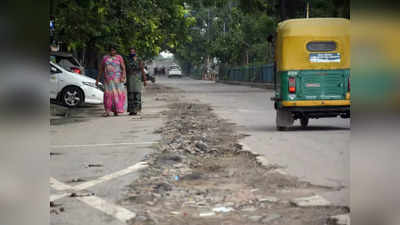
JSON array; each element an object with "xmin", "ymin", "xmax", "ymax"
[{"xmin": 55, "ymin": 56, "xmax": 81, "ymax": 67}]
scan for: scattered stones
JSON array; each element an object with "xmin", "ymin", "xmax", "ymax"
[
  {"xmin": 87, "ymin": 164, "xmax": 103, "ymax": 168},
  {"xmin": 327, "ymin": 214, "xmax": 350, "ymax": 225},
  {"xmin": 122, "ymin": 100, "xmax": 348, "ymax": 224},
  {"xmin": 261, "ymin": 214, "xmax": 281, "ymax": 223},
  {"xmin": 258, "ymin": 196, "xmax": 279, "ymax": 203},
  {"xmin": 50, "ymin": 152, "xmax": 62, "ymax": 156},
  {"xmin": 256, "ymin": 156, "xmax": 270, "ymax": 167},
  {"xmin": 248, "ymin": 215, "xmax": 263, "ymax": 222},
  {"xmin": 153, "ymin": 183, "xmax": 172, "ymax": 192},
  {"xmin": 213, "ymin": 207, "xmax": 234, "ymax": 213},
  {"xmin": 135, "ymin": 215, "xmax": 148, "ymax": 222},
  {"xmin": 195, "ymin": 141, "xmax": 209, "ymax": 152},
  {"xmin": 180, "ymin": 172, "xmax": 203, "ymax": 181},
  {"xmin": 69, "ymin": 192, "xmax": 95, "ymax": 198},
  {"xmin": 146, "ymin": 201, "xmax": 155, "ymax": 206},
  {"xmin": 240, "ymin": 207, "xmax": 257, "ymax": 212},
  {"xmin": 199, "ymin": 212, "xmax": 216, "ymax": 217},
  {"xmin": 224, "ymin": 202, "xmax": 235, "ymax": 207},
  {"xmin": 290, "ymin": 195, "xmax": 331, "ymax": 207},
  {"xmin": 70, "ymin": 178, "xmax": 86, "ymax": 183},
  {"xmin": 268, "ymin": 168, "xmax": 288, "ymax": 175},
  {"xmin": 50, "ymin": 201, "xmax": 65, "ymax": 215}
]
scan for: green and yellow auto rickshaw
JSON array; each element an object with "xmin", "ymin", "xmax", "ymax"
[{"xmin": 272, "ymin": 18, "xmax": 350, "ymax": 130}]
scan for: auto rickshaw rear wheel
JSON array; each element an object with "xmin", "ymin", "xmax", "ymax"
[
  {"xmin": 276, "ymin": 109, "xmax": 294, "ymax": 131},
  {"xmin": 300, "ymin": 117, "xmax": 309, "ymax": 128}
]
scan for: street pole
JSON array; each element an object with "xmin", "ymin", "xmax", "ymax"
[{"xmin": 306, "ymin": 0, "xmax": 310, "ymax": 18}]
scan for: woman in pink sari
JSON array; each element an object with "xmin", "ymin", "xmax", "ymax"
[{"xmin": 96, "ymin": 46, "xmax": 127, "ymax": 116}]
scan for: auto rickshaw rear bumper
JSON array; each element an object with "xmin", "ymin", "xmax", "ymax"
[
  {"xmin": 282, "ymin": 105, "xmax": 350, "ymax": 119},
  {"xmin": 281, "ymin": 100, "xmax": 350, "ymax": 107}
]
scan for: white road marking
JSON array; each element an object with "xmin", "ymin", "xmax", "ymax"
[
  {"xmin": 51, "ymin": 142, "xmax": 158, "ymax": 149},
  {"xmin": 77, "ymin": 195, "xmax": 136, "ymax": 223},
  {"xmin": 50, "ymin": 177, "xmax": 72, "ymax": 191},
  {"xmin": 49, "ymin": 178, "xmax": 137, "ymax": 222},
  {"xmin": 73, "ymin": 162, "xmax": 148, "ymax": 191}
]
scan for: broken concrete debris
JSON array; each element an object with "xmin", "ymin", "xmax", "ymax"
[
  {"xmin": 291, "ymin": 195, "xmax": 331, "ymax": 207},
  {"xmin": 122, "ymin": 101, "xmax": 348, "ymax": 224}
]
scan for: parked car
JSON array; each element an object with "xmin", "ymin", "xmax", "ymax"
[
  {"xmin": 50, "ymin": 51, "xmax": 85, "ymax": 75},
  {"xmin": 50, "ymin": 61, "xmax": 103, "ymax": 107},
  {"xmin": 168, "ymin": 66, "xmax": 183, "ymax": 78}
]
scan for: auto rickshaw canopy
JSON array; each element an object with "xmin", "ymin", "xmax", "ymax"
[{"xmin": 275, "ymin": 18, "xmax": 350, "ymax": 71}]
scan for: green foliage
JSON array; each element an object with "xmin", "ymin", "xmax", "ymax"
[
  {"xmin": 175, "ymin": 0, "xmax": 350, "ymax": 72},
  {"xmin": 54, "ymin": 0, "xmax": 195, "ymax": 61},
  {"xmin": 54, "ymin": 0, "xmax": 349, "ymax": 69}
]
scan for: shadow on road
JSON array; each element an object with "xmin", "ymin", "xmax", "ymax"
[
  {"xmin": 50, "ymin": 103, "xmax": 103, "ymax": 126},
  {"xmin": 254, "ymin": 125, "xmax": 350, "ymax": 132}
]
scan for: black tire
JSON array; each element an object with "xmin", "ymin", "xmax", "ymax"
[
  {"xmin": 300, "ymin": 117, "xmax": 309, "ymax": 128},
  {"xmin": 277, "ymin": 126, "xmax": 289, "ymax": 131},
  {"xmin": 61, "ymin": 86, "xmax": 84, "ymax": 108},
  {"xmin": 276, "ymin": 109, "xmax": 294, "ymax": 131}
]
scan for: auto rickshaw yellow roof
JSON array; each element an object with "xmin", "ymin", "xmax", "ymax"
[{"xmin": 277, "ymin": 18, "xmax": 350, "ymax": 37}]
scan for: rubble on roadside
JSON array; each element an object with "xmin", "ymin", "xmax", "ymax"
[{"xmin": 121, "ymin": 86, "xmax": 349, "ymax": 225}]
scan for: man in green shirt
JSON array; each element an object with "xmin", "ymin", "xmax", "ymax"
[{"xmin": 125, "ymin": 48, "xmax": 147, "ymax": 115}]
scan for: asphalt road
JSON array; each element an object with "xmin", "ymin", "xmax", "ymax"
[
  {"xmin": 50, "ymin": 77, "xmax": 349, "ymax": 225},
  {"xmin": 160, "ymin": 77, "xmax": 350, "ymax": 206}
]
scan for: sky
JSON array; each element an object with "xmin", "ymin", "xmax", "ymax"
[{"xmin": 160, "ymin": 51, "xmax": 173, "ymax": 58}]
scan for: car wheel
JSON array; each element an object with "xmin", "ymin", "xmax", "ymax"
[{"xmin": 61, "ymin": 86, "xmax": 83, "ymax": 107}]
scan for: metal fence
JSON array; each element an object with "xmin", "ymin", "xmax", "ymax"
[{"xmin": 219, "ymin": 64, "xmax": 274, "ymax": 83}]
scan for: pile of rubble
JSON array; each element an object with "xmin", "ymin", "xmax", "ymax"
[{"xmin": 123, "ymin": 101, "xmax": 349, "ymax": 225}]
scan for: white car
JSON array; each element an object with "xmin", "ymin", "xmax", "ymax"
[
  {"xmin": 50, "ymin": 61, "xmax": 103, "ymax": 107},
  {"xmin": 168, "ymin": 66, "xmax": 183, "ymax": 78}
]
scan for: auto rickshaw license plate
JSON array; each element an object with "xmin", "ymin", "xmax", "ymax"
[{"xmin": 309, "ymin": 53, "xmax": 341, "ymax": 63}]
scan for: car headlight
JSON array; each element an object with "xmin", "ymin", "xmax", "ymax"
[
  {"xmin": 82, "ymin": 81, "xmax": 96, "ymax": 88},
  {"xmin": 83, "ymin": 81, "xmax": 103, "ymax": 91}
]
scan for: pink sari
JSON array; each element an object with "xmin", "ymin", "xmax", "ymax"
[{"xmin": 102, "ymin": 55, "xmax": 126, "ymax": 113}]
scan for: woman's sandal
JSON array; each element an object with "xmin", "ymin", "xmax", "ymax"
[{"xmin": 103, "ymin": 113, "xmax": 110, "ymax": 117}]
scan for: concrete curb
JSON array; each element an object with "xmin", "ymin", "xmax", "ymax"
[{"xmin": 217, "ymin": 80, "xmax": 274, "ymax": 89}]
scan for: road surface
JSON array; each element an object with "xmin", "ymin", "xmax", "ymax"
[
  {"xmin": 161, "ymin": 77, "xmax": 349, "ymax": 206},
  {"xmin": 50, "ymin": 77, "xmax": 349, "ymax": 225}
]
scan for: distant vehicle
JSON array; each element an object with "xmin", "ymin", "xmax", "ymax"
[
  {"xmin": 50, "ymin": 52, "xmax": 85, "ymax": 75},
  {"xmin": 272, "ymin": 18, "xmax": 350, "ymax": 130},
  {"xmin": 168, "ymin": 66, "xmax": 183, "ymax": 78},
  {"xmin": 50, "ymin": 61, "xmax": 103, "ymax": 107}
]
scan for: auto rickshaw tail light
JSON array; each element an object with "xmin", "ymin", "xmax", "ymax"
[{"xmin": 288, "ymin": 77, "xmax": 296, "ymax": 93}]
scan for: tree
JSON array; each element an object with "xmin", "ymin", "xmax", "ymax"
[{"xmin": 54, "ymin": 0, "xmax": 195, "ymax": 67}]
